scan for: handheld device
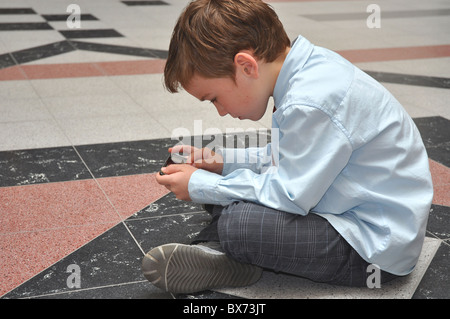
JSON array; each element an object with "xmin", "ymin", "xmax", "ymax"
[{"xmin": 159, "ymin": 152, "xmax": 188, "ymax": 175}]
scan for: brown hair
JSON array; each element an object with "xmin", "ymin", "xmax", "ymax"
[{"xmin": 164, "ymin": 0, "xmax": 291, "ymax": 93}]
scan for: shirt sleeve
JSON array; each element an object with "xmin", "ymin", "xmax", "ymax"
[
  {"xmin": 218, "ymin": 145, "xmax": 273, "ymax": 176},
  {"xmin": 188, "ymin": 105, "xmax": 353, "ymax": 215}
]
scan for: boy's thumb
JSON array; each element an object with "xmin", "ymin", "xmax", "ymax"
[{"xmin": 161, "ymin": 163, "xmax": 183, "ymax": 175}]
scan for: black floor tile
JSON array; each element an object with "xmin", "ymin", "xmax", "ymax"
[
  {"xmin": 426, "ymin": 143, "xmax": 450, "ymax": 168},
  {"xmin": 42, "ymin": 14, "xmax": 98, "ymax": 22},
  {"xmin": 31, "ymin": 281, "xmax": 171, "ymax": 299},
  {"xmin": 59, "ymin": 29, "xmax": 123, "ymax": 39},
  {"xmin": 177, "ymin": 291, "xmax": 244, "ymax": 299},
  {"xmin": 128, "ymin": 192, "xmax": 204, "ymax": 220},
  {"xmin": 69, "ymin": 40, "xmax": 166, "ymax": 58},
  {"xmin": 148, "ymin": 48, "xmax": 168, "ymax": 59},
  {"xmin": 0, "ymin": 22, "xmax": 53, "ymax": 31},
  {"xmin": 0, "ymin": 8, "xmax": 36, "ymax": 15},
  {"xmin": 0, "ymin": 146, "xmax": 91, "ymax": 187},
  {"xmin": 427, "ymin": 204, "xmax": 450, "ymax": 240},
  {"xmin": 413, "ymin": 204, "xmax": 450, "ymax": 299},
  {"xmin": 0, "ymin": 53, "xmax": 17, "ymax": 69},
  {"xmin": 413, "ymin": 241, "xmax": 450, "ymax": 299},
  {"xmin": 70, "ymin": 131, "xmax": 271, "ymax": 179},
  {"xmin": 122, "ymin": 1, "xmax": 169, "ymax": 6},
  {"xmin": 11, "ymin": 40, "xmax": 75, "ymax": 65},
  {"xmin": 414, "ymin": 116, "xmax": 450, "ymax": 167},
  {"xmin": 414, "ymin": 116, "xmax": 450, "ymax": 146},
  {"xmin": 125, "ymin": 187, "xmax": 211, "ymax": 253},
  {"xmin": 365, "ymin": 71, "xmax": 450, "ymax": 89},
  {"xmin": 75, "ymin": 138, "xmax": 174, "ymax": 178},
  {"xmin": 125, "ymin": 211, "xmax": 212, "ymax": 253}
]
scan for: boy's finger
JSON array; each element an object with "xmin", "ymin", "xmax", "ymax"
[
  {"xmin": 170, "ymin": 145, "xmax": 195, "ymax": 155},
  {"xmin": 161, "ymin": 163, "xmax": 185, "ymax": 175},
  {"xmin": 155, "ymin": 169, "xmax": 169, "ymax": 185}
]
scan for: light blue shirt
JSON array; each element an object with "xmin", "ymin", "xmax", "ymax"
[{"xmin": 188, "ymin": 36, "xmax": 433, "ymax": 275}]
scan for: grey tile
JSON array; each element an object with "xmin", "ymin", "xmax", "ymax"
[{"xmin": 0, "ymin": 120, "xmax": 72, "ymax": 152}]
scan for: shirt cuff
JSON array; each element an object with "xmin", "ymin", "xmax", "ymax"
[{"xmin": 188, "ymin": 169, "xmax": 224, "ymax": 204}]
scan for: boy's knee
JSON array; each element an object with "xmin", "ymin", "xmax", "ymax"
[
  {"xmin": 217, "ymin": 201, "xmax": 259, "ymax": 263},
  {"xmin": 217, "ymin": 201, "xmax": 243, "ymax": 243}
]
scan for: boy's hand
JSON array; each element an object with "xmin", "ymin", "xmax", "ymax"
[
  {"xmin": 170, "ymin": 145, "xmax": 224, "ymax": 175},
  {"xmin": 156, "ymin": 164, "xmax": 197, "ymax": 201}
]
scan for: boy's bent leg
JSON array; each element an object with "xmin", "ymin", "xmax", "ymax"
[
  {"xmin": 218, "ymin": 201, "xmax": 398, "ymax": 287},
  {"xmin": 142, "ymin": 204, "xmax": 262, "ymax": 294}
]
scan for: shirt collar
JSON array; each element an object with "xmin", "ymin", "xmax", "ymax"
[{"xmin": 273, "ymin": 35, "xmax": 314, "ymax": 108}]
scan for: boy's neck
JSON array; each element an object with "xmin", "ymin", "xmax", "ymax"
[{"xmin": 266, "ymin": 46, "xmax": 290, "ymax": 97}]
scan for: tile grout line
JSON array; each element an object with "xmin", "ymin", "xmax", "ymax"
[
  {"xmin": 70, "ymin": 145, "xmax": 147, "ymax": 255},
  {"xmin": 20, "ymin": 280, "xmax": 149, "ymax": 299},
  {"xmin": 126, "ymin": 209, "xmax": 208, "ymax": 222}
]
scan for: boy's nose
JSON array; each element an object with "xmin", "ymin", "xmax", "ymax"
[
  {"xmin": 217, "ymin": 109, "xmax": 228, "ymax": 117},
  {"xmin": 214, "ymin": 103, "xmax": 228, "ymax": 117}
]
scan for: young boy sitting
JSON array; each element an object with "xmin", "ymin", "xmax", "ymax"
[{"xmin": 142, "ymin": 0, "xmax": 433, "ymax": 294}]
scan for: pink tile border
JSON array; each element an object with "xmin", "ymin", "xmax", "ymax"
[
  {"xmin": 0, "ymin": 59, "xmax": 166, "ymax": 81},
  {"xmin": 429, "ymin": 159, "xmax": 450, "ymax": 207},
  {"xmin": 96, "ymin": 59, "xmax": 166, "ymax": 76},
  {"xmin": 21, "ymin": 62, "xmax": 103, "ymax": 80},
  {"xmin": 0, "ymin": 179, "xmax": 120, "ymax": 234},
  {"xmin": 97, "ymin": 173, "xmax": 169, "ymax": 220}
]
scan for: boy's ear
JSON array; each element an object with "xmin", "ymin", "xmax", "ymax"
[{"xmin": 234, "ymin": 51, "xmax": 259, "ymax": 79}]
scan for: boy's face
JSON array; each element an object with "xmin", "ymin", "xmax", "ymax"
[{"xmin": 184, "ymin": 73, "xmax": 270, "ymax": 121}]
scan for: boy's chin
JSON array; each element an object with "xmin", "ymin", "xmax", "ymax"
[{"xmin": 249, "ymin": 111, "xmax": 267, "ymax": 121}]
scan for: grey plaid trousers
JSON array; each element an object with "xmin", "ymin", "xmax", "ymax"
[{"xmin": 193, "ymin": 201, "xmax": 398, "ymax": 287}]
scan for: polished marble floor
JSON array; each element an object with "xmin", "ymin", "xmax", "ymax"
[{"xmin": 0, "ymin": 0, "xmax": 449, "ymax": 299}]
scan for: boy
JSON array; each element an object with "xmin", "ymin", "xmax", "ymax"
[{"xmin": 142, "ymin": 0, "xmax": 433, "ymax": 294}]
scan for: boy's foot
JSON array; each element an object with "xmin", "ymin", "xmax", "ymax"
[{"xmin": 142, "ymin": 243, "xmax": 262, "ymax": 294}]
